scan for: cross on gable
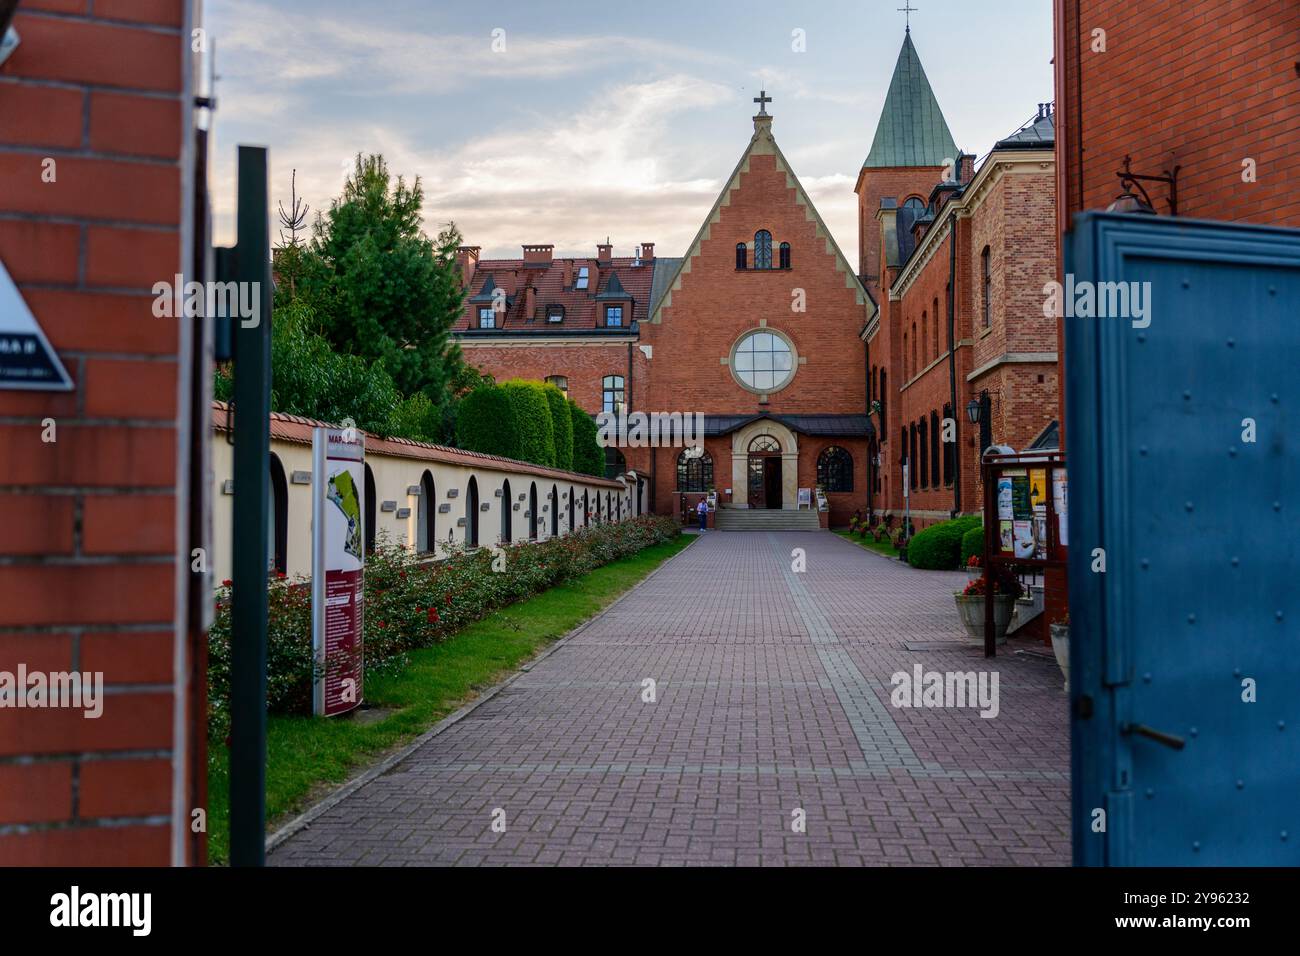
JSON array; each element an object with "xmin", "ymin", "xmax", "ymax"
[
  {"xmin": 898, "ymin": 2, "xmax": 917, "ymax": 31},
  {"xmin": 753, "ymin": 89, "xmax": 772, "ymax": 116}
]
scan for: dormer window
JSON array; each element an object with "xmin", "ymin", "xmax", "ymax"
[
  {"xmin": 547, "ymin": 305, "xmax": 564, "ymax": 323},
  {"xmin": 605, "ymin": 305, "xmax": 623, "ymax": 327},
  {"xmin": 478, "ymin": 307, "xmax": 496, "ymax": 329},
  {"xmin": 575, "ymin": 267, "xmax": 589, "ymax": 290}
]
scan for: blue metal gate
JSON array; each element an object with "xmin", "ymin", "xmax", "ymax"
[{"xmin": 1066, "ymin": 212, "xmax": 1300, "ymax": 866}]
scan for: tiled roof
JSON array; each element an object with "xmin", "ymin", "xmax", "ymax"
[
  {"xmin": 863, "ymin": 32, "xmax": 959, "ymax": 169},
  {"xmin": 701, "ymin": 412, "xmax": 875, "ymax": 439},
  {"xmin": 454, "ymin": 255, "xmax": 661, "ymax": 332},
  {"xmin": 210, "ymin": 401, "xmax": 622, "ymax": 488}
]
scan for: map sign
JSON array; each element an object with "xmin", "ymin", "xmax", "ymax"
[{"xmin": 311, "ymin": 427, "xmax": 365, "ymax": 717}]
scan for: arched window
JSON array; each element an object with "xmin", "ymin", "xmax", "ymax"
[
  {"xmin": 550, "ymin": 485, "xmax": 559, "ymax": 537},
  {"xmin": 528, "ymin": 482, "xmax": 538, "ymax": 540},
  {"xmin": 982, "ymin": 245, "xmax": 992, "ymax": 328},
  {"xmin": 779, "ymin": 241, "xmax": 791, "ymax": 269},
  {"xmin": 911, "ymin": 321, "xmax": 917, "ymax": 375},
  {"xmin": 879, "ymin": 371, "xmax": 887, "ymax": 438},
  {"xmin": 676, "ymin": 449, "xmax": 713, "ymax": 492},
  {"xmin": 902, "ymin": 331, "xmax": 908, "ymax": 379},
  {"xmin": 918, "ymin": 417, "xmax": 929, "ymax": 488},
  {"xmin": 416, "ymin": 470, "xmax": 435, "ymax": 554},
  {"xmin": 921, "ymin": 310, "xmax": 928, "ymax": 367},
  {"xmin": 500, "ymin": 479, "xmax": 512, "ymax": 543},
  {"xmin": 568, "ymin": 487, "xmax": 575, "ymax": 533},
  {"xmin": 735, "ymin": 242, "xmax": 747, "ymax": 270},
  {"xmin": 909, "ymin": 424, "xmax": 918, "ymax": 489},
  {"xmin": 903, "ymin": 196, "xmax": 926, "ymax": 217},
  {"xmin": 604, "ymin": 447, "xmax": 626, "ymax": 480},
  {"xmin": 606, "ymin": 491, "xmax": 612, "ymax": 520},
  {"xmin": 930, "ymin": 410, "xmax": 941, "ymax": 487},
  {"xmin": 602, "ymin": 375, "xmax": 624, "ymax": 414},
  {"xmin": 816, "ymin": 446, "xmax": 854, "ymax": 493},
  {"xmin": 933, "ymin": 296, "xmax": 941, "ymax": 357},
  {"xmin": 583, "ymin": 489, "xmax": 589, "ymax": 527},
  {"xmin": 616, "ymin": 491, "xmax": 622, "ymax": 521},
  {"xmin": 754, "ymin": 230, "xmax": 773, "ymax": 270},
  {"xmin": 364, "ymin": 463, "xmax": 377, "ymax": 557},
  {"xmin": 268, "ymin": 453, "xmax": 288, "ymax": 574},
  {"xmin": 870, "ymin": 365, "xmax": 877, "ymax": 401},
  {"xmin": 749, "ymin": 435, "xmax": 780, "ymax": 453},
  {"xmin": 465, "ymin": 476, "xmax": 479, "ymax": 547}
]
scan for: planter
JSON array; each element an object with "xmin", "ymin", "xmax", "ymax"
[
  {"xmin": 1049, "ymin": 623, "xmax": 1070, "ymax": 692},
  {"xmin": 953, "ymin": 593, "xmax": 1014, "ymax": 645}
]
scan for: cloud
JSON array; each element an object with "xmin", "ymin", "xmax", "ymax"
[{"xmin": 214, "ymin": 0, "xmax": 734, "ymax": 93}]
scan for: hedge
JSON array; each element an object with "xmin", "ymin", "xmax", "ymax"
[
  {"xmin": 544, "ymin": 383, "xmax": 574, "ymax": 472},
  {"xmin": 960, "ymin": 524, "xmax": 985, "ymax": 567},
  {"xmin": 570, "ymin": 399, "xmax": 603, "ymax": 477},
  {"xmin": 501, "ymin": 379, "xmax": 556, "ymax": 467},
  {"xmin": 456, "ymin": 385, "xmax": 521, "ymax": 459},
  {"xmin": 906, "ymin": 514, "xmax": 982, "ymax": 570},
  {"xmin": 207, "ymin": 515, "xmax": 681, "ymax": 739}
]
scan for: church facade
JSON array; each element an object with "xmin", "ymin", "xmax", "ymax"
[{"xmin": 454, "ymin": 31, "xmax": 1058, "ymax": 530}]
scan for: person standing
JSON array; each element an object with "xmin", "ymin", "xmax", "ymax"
[{"xmin": 696, "ymin": 498, "xmax": 709, "ymax": 532}]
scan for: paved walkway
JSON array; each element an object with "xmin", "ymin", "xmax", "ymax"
[{"xmin": 269, "ymin": 531, "xmax": 1070, "ymax": 866}]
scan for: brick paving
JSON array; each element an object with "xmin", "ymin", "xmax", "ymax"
[{"xmin": 269, "ymin": 531, "xmax": 1070, "ymax": 866}]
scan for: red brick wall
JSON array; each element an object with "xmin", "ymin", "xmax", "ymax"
[
  {"xmin": 0, "ymin": 0, "xmax": 193, "ymax": 866},
  {"xmin": 869, "ymin": 156, "xmax": 1059, "ymax": 527},
  {"xmin": 1057, "ymin": 0, "xmax": 1300, "ymax": 231},
  {"xmin": 854, "ymin": 164, "xmax": 948, "ymax": 301},
  {"xmin": 460, "ymin": 341, "xmax": 646, "ymax": 418}
]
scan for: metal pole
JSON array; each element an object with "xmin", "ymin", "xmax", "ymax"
[
  {"xmin": 983, "ymin": 454, "xmax": 996, "ymax": 658},
  {"xmin": 229, "ymin": 145, "xmax": 271, "ymax": 867}
]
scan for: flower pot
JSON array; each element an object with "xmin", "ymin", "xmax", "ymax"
[
  {"xmin": 1049, "ymin": 623, "xmax": 1070, "ymax": 692},
  {"xmin": 953, "ymin": 593, "xmax": 1014, "ymax": 645}
]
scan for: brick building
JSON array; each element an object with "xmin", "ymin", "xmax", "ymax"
[
  {"xmin": 0, "ymin": 0, "xmax": 205, "ymax": 865},
  {"xmin": 859, "ymin": 30, "xmax": 1059, "ymax": 529},
  {"xmin": 457, "ymin": 98, "xmax": 875, "ymax": 527},
  {"xmin": 1052, "ymin": 0, "xmax": 1300, "ymax": 443}
]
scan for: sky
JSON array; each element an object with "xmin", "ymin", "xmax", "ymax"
[{"xmin": 206, "ymin": 0, "xmax": 1054, "ymax": 268}]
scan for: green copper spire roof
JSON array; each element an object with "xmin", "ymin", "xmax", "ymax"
[{"xmin": 863, "ymin": 32, "xmax": 958, "ymax": 168}]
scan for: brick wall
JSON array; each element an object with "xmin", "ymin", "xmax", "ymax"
[
  {"xmin": 0, "ymin": 0, "xmax": 195, "ymax": 866},
  {"xmin": 869, "ymin": 153, "xmax": 1058, "ymax": 527}
]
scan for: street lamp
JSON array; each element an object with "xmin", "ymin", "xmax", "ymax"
[{"xmin": 966, "ymin": 395, "xmax": 983, "ymax": 424}]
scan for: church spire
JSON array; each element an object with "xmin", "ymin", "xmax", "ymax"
[{"xmin": 862, "ymin": 30, "xmax": 958, "ymax": 169}]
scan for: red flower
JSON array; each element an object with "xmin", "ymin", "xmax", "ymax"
[
  {"xmin": 427, "ymin": 607, "xmax": 439, "ymax": 624},
  {"xmin": 276, "ymin": 572, "xmax": 286, "ymax": 579},
  {"xmin": 399, "ymin": 571, "xmax": 407, "ymax": 579},
  {"xmin": 221, "ymin": 579, "xmax": 233, "ymax": 587}
]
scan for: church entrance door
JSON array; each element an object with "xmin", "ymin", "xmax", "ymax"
[{"xmin": 746, "ymin": 435, "xmax": 783, "ymax": 509}]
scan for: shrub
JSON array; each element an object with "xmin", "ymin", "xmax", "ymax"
[
  {"xmin": 543, "ymin": 383, "xmax": 574, "ymax": 472},
  {"xmin": 457, "ymin": 385, "xmax": 521, "ymax": 459},
  {"xmin": 960, "ymin": 524, "xmax": 985, "ymax": 567},
  {"xmin": 501, "ymin": 379, "xmax": 556, "ymax": 467},
  {"xmin": 207, "ymin": 516, "xmax": 680, "ymax": 740},
  {"xmin": 906, "ymin": 515, "xmax": 982, "ymax": 570},
  {"xmin": 570, "ymin": 399, "xmax": 603, "ymax": 476}
]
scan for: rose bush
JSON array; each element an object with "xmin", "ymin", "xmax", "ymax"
[{"xmin": 208, "ymin": 515, "xmax": 679, "ymax": 739}]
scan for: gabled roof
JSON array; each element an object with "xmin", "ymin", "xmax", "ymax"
[
  {"xmin": 651, "ymin": 115, "xmax": 871, "ymax": 322},
  {"xmin": 595, "ymin": 270, "xmax": 630, "ymax": 300},
  {"xmin": 863, "ymin": 32, "xmax": 958, "ymax": 169},
  {"xmin": 469, "ymin": 275, "xmax": 505, "ymax": 304}
]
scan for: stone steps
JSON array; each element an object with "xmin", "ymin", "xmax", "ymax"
[{"xmin": 712, "ymin": 508, "xmax": 822, "ymax": 531}]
